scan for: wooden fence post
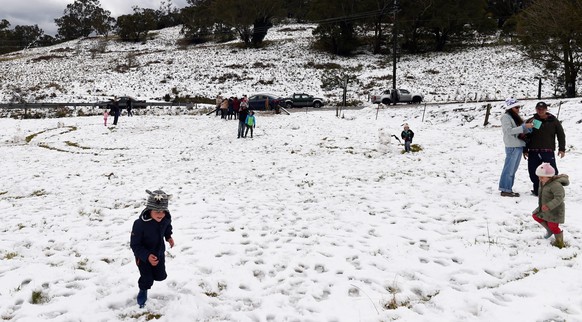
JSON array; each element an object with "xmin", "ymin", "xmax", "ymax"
[{"xmin": 483, "ymin": 104, "xmax": 491, "ymax": 126}]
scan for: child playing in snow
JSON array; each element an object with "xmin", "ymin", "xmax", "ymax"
[
  {"xmin": 244, "ymin": 111, "xmax": 256, "ymax": 138},
  {"xmin": 531, "ymin": 163, "xmax": 569, "ymax": 248},
  {"xmin": 130, "ymin": 190, "xmax": 175, "ymax": 308},
  {"xmin": 401, "ymin": 123, "xmax": 414, "ymax": 152},
  {"xmin": 103, "ymin": 110, "xmax": 109, "ymax": 126}
]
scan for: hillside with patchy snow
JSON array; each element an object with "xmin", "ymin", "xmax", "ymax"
[{"xmin": 0, "ymin": 23, "xmax": 570, "ymax": 105}]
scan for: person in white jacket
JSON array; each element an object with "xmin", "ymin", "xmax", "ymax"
[{"xmin": 498, "ymin": 98, "xmax": 534, "ymax": 197}]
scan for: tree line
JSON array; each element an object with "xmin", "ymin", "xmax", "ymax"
[{"xmin": 0, "ymin": 0, "xmax": 581, "ymax": 97}]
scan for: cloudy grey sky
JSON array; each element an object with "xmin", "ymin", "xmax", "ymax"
[{"xmin": 2, "ymin": 0, "xmax": 189, "ymax": 36}]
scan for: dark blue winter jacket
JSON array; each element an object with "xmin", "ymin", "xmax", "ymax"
[{"xmin": 130, "ymin": 209, "xmax": 173, "ymax": 263}]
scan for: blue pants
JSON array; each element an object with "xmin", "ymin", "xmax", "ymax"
[
  {"xmin": 499, "ymin": 147, "xmax": 523, "ymax": 192},
  {"xmin": 404, "ymin": 141, "xmax": 411, "ymax": 152},
  {"xmin": 238, "ymin": 121, "xmax": 246, "ymax": 138},
  {"xmin": 528, "ymin": 151, "xmax": 558, "ymax": 195}
]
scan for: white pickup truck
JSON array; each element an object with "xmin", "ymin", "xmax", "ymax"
[{"xmin": 371, "ymin": 88, "xmax": 424, "ymax": 105}]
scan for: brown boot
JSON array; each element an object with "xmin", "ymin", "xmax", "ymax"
[
  {"xmin": 538, "ymin": 222, "xmax": 553, "ymax": 239},
  {"xmin": 552, "ymin": 232, "xmax": 564, "ymax": 249}
]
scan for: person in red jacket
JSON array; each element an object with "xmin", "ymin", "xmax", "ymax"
[{"xmin": 130, "ymin": 190, "xmax": 175, "ymax": 308}]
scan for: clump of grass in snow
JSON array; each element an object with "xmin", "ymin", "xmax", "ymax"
[{"xmin": 31, "ymin": 290, "xmax": 49, "ymax": 304}]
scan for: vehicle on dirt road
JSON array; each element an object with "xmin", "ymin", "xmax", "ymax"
[
  {"xmin": 371, "ymin": 89, "xmax": 423, "ymax": 105},
  {"xmin": 283, "ymin": 93, "xmax": 326, "ymax": 109}
]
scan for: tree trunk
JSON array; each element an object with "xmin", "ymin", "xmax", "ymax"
[{"xmin": 564, "ymin": 49, "xmax": 577, "ymax": 98}]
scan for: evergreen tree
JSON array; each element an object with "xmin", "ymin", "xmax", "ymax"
[
  {"xmin": 54, "ymin": 0, "xmax": 113, "ymax": 40},
  {"xmin": 116, "ymin": 7, "xmax": 157, "ymax": 42}
]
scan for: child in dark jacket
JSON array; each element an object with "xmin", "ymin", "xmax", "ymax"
[
  {"xmin": 401, "ymin": 123, "xmax": 414, "ymax": 152},
  {"xmin": 130, "ymin": 189, "xmax": 175, "ymax": 308}
]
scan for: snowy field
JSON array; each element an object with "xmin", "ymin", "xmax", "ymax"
[{"xmin": 1, "ymin": 99, "xmax": 581, "ymax": 321}]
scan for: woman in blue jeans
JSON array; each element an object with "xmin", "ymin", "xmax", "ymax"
[{"xmin": 499, "ymin": 99, "xmax": 534, "ymax": 197}]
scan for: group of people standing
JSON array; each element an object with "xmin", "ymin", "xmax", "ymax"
[
  {"xmin": 498, "ymin": 98, "xmax": 568, "ymax": 248},
  {"xmin": 215, "ymin": 93, "xmax": 256, "ymax": 138}
]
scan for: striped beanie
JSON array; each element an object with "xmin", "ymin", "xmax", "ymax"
[{"xmin": 145, "ymin": 189, "xmax": 170, "ymax": 211}]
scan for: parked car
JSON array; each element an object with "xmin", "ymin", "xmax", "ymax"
[
  {"xmin": 97, "ymin": 96, "xmax": 146, "ymax": 109},
  {"xmin": 283, "ymin": 93, "xmax": 326, "ymax": 108},
  {"xmin": 247, "ymin": 94, "xmax": 283, "ymax": 110},
  {"xmin": 371, "ymin": 89, "xmax": 423, "ymax": 105}
]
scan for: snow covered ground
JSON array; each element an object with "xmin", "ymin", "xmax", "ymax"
[
  {"xmin": 1, "ymin": 99, "xmax": 581, "ymax": 321},
  {"xmin": 1, "ymin": 23, "xmax": 582, "ymax": 322}
]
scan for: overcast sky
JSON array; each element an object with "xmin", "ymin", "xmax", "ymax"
[{"xmin": 2, "ymin": 0, "xmax": 189, "ymax": 36}]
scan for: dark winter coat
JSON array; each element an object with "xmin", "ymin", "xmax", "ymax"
[
  {"xmin": 239, "ymin": 108, "xmax": 248, "ymax": 122},
  {"xmin": 401, "ymin": 129, "xmax": 414, "ymax": 142},
  {"xmin": 130, "ymin": 209, "xmax": 173, "ymax": 263},
  {"xmin": 533, "ymin": 174, "xmax": 569, "ymax": 224},
  {"xmin": 525, "ymin": 113, "xmax": 565, "ymax": 152}
]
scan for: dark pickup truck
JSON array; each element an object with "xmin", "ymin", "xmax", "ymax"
[{"xmin": 283, "ymin": 93, "xmax": 326, "ymax": 108}]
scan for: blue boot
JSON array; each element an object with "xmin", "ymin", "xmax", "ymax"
[{"xmin": 137, "ymin": 289, "xmax": 147, "ymax": 308}]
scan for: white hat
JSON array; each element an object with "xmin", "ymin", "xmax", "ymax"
[
  {"xmin": 535, "ymin": 163, "xmax": 555, "ymax": 177},
  {"xmin": 505, "ymin": 98, "xmax": 522, "ymax": 109}
]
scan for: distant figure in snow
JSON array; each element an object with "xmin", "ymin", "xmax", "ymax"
[
  {"xmin": 130, "ymin": 189, "xmax": 175, "ymax": 308},
  {"xmin": 103, "ymin": 110, "xmax": 109, "ymax": 126},
  {"xmin": 215, "ymin": 93, "xmax": 223, "ymax": 117},
  {"xmin": 401, "ymin": 123, "xmax": 414, "ymax": 153},
  {"xmin": 244, "ymin": 111, "xmax": 256, "ymax": 138},
  {"xmin": 127, "ymin": 99, "xmax": 133, "ymax": 117},
  {"xmin": 112, "ymin": 98, "xmax": 120, "ymax": 126},
  {"xmin": 238, "ymin": 97, "xmax": 249, "ymax": 138},
  {"xmin": 531, "ymin": 163, "xmax": 569, "ymax": 249},
  {"xmin": 220, "ymin": 98, "xmax": 229, "ymax": 119}
]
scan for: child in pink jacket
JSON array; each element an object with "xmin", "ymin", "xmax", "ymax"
[{"xmin": 103, "ymin": 110, "xmax": 109, "ymax": 126}]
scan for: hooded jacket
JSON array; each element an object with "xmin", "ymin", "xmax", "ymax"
[
  {"xmin": 533, "ymin": 174, "xmax": 569, "ymax": 224},
  {"xmin": 130, "ymin": 209, "xmax": 173, "ymax": 263}
]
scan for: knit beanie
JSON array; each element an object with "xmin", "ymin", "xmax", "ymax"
[
  {"xmin": 535, "ymin": 163, "xmax": 555, "ymax": 177},
  {"xmin": 145, "ymin": 189, "xmax": 170, "ymax": 211}
]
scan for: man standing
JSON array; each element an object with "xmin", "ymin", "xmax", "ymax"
[
  {"xmin": 524, "ymin": 101, "xmax": 566, "ymax": 196},
  {"xmin": 238, "ymin": 96, "xmax": 249, "ymax": 138}
]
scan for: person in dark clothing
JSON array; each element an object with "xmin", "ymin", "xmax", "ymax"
[
  {"xmin": 524, "ymin": 101, "xmax": 566, "ymax": 196},
  {"xmin": 401, "ymin": 123, "xmax": 414, "ymax": 153},
  {"xmin": 112, "ymin": 99, "xmax": 120, "ymax": 125},
  {"xmin": 130, "ymin": 189, "xmax": 175, "ymax": 308},
  {"xmin": 127, "ymin": 99, "xmax": 133, "ymax": 117},
  {"xmin": 238, "ymin": 104, "xmax": 249, "ymax": 139}
]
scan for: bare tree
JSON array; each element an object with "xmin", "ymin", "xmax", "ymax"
[{"xmin": 517, "ymin": 0, "xmax": 582, "ymax": 98}]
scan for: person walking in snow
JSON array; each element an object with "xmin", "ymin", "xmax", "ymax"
[
  {"xmin": 531, "ymin": 163, "xmax": 569, "ymax": 249},
  {"xmin": 130, "ymin": 189, "xmax": 175, "ymax": 308},
  {"xmin": 524, "ymin": 101, "xmax": 566, "ymax": 196},
  {"xmin": 103, "ymin": 110, "xmax": 109, "ymax": 126},
  {"xmin": 400, "ymin": 123, "xmax": 414, "ymax": 153},
  {"xmin": 244, "ymin": 111, "xmax": 256, "ymax": 138},
  {"xmin": 499, "ymin": 98, "xmax": 534, "ymax": 197}
]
